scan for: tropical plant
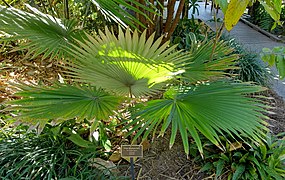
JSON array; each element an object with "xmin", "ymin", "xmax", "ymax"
[
  {"xmin": 1, "ymin": 5, "xmax": 271, "ymax": 157},
  {"xmin": 4, "ymin": 35, "xmax": 268, "ymax": 158},
  {"xmin": 189, "ymin": 0, "xmax": 200, "ymax": 16},
  {"xmin": 223, "ymin": 36, "xmax": 272, "ymax": 86},
  {"xmin": 261, "ymin": 46, "xmax": 285, "ymax": 79},
  {"xmin": 0, "ymin": 0, "xmax": 155, "ymax": 30},
  {"xmin": 0, "ymin": 124, "xmax": 120, "ymax": 180},
  {"xmin": 214, "ymin": 0, "xmax": 282, "ymax": 31},
  {"xmin": 171, "ymin": 17, "xmax": 209, "ymax": 49},
  {"xmin": 197, "ymin": 133, "xmax": 285, "ymax": 180}
]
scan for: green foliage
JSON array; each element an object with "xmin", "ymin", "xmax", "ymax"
[
  {"xmin": 250, "ymin": 3, "xmax": 276, "ymax": 31},
  {"xmin": 0, "ymin": 124, "xmax": 120, "ymax": 180},
  {"xmin": 171, "ymin": 18, "xmax": 209, "ymax": 49},
  {"xmin": 182, "ymin": 38, "xmax": 239, "ymax": 83},
  {"xmin": 6, "ymin": 84, "xmax": 121, "ymax": 130},
  {"xmin": 261, "ymin": 46, "xmax": 285, "ymax": 79},
  {"xmin": 1, "ymin": 6, "xmax": 271, "ymax": 157},
  {"xmin": 213, "ymin": 0, "xmax": 282, "ymax": 31},
  {"xmin": 197, "ymin": 133, "xmax": 285, "ymax": 180},
  {"xmin": 125, "ymin": 81, "xmax": 268, "ymax": 155},
  {"xmin": 0, "ymin": 0, "xmax": 156, "ymax": 31},
  {"xmin": 0, "ymin": 5, "xmax": 85, "ymax": 59},
  {"xmin": 91, "ymin": 0, "xmax": 157, "ymax": 30},
  {"xmin": 224, "ymin": 37, "xmax": 272, "ymax": 86},
  {"xmin": 67, "ymin": 28, "xmax": 183, "ymax": 97}
]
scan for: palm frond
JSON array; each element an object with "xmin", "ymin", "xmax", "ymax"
[
  {"xmin": 66, "ymin": 28, "xmax": 186, "ymax": 97},
  {"xmin": 182, "ymin": 40, "xmax": 238, "ymax": 83},
  {"xmin": 91, "ymin": 0, "xmax": 158, "ymax": 29},
  {"xmin": 125, "ymin": 81, "xmax": 268, "ymax": 155},
  {"xmin": 0, "ymin": 5, "xmax": 84, "ymax": 59},
  {"xmin": 6, "ymin": 83, "xmax": 121, "ymax": 125}
]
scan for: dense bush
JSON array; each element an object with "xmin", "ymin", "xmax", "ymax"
[
  {"xmin": 191, "ymin": 133, "xmax": 285, "ymax": 180},
  {"xmin": 248, "ymin": 3, "xmax": 285, "ymax": 36},
  {"xmin": 223, "ymin": 36, "xmax": 272, "ymax": 86},
  {"xmin": 0, "ymin": 124, "xmax": 120, "ymax": 180}
]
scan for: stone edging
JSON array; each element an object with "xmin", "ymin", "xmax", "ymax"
[{"xmin": 240, "ymin": 17, "xmax": 285, "ymax": 43}]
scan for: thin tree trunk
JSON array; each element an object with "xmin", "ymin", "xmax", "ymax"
[
  {"xmin": 163, "ymin": 0, "xmax": 185, "ymax": 43},
  {"xmin": 164, "ymin": 0, "xmax": 176, "ymax": 34},
  {"xmin": 158, "ymin": 0, "xmax": 164, "ymax": 36},
  {"xmin": 64, "ymin": 0, "xmax": 69, "ymax": 19},
  {"xmin": 148, "ymin": 0, "xmax": 155, "ymax": 36},
  {"xmin": 139, "ymin": 0, "xmax": 147, "ymax": 32}
]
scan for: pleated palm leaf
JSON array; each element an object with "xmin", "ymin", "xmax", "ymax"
[
  {"xmin": 2, "ymin": 9, "xmax": 270, "ymax": 155},
  {"xmin": 65, "ymin": 27, "xmax": 187, "ymax": 96},
  {"xmin": 0, "ymin": 5, "xmax": 85, "ymax": 59},
  {"xmin": 182, "ymin": 39, "xmax": 239, "ymax": 83},
  {"xmin": 6, "ymin": 84, "xmax": 121, "ymax": 129},
  {"xmin": 125, "ymin": 81, "xmax": 269, "ymax": 155}
]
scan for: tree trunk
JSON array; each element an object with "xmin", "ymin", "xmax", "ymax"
[
  {"xmin": 163, "ymin": 0, "xmax": 185, "ymax": 43},
  {"xmin": 164, "ymin": 0, "xmax": 176, "ymax": 34}
]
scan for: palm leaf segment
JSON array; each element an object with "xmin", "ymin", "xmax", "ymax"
[
  {"xmin": 0, "ymin": 5, "xmax": 84, "ymax": 59},
  {"xmin": 125, "ymin": 81, "xmax": 268, "ymax": 155},
  {"xmin": 67, "ymin": 28, "xmax": 186, "ymax": 96},
  {"xmin": 91, "ymin": 0, "xmax": 157, "ymax": 29},
  {"xmin": 183, "ymin": 39, "xmax": 239, "ymax": 83},
  {"xmin": 7, "ymin": 84, "xmax": 121, "ymax": 126}
]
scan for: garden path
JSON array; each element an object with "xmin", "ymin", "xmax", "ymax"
[{"xmin": 194, "ymin": 2, "xmax": 285, "ymax": 100}]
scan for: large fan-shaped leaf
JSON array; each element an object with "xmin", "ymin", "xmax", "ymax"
[
  {"xmin": 183, "ymin": 39, "xmax": 238, "ymax": 83},
  {"xmin": 0, "ymin": 5, "xmax": 84, "ymax": 59},
  {"xmin": 125, "ymin": 81, "xmax": 268, "ymax": 155},
  {"xmin": 6, "ymin": 84, "xmax": 121, "ymax": 124},
  {"xmin": 66, "ymin": 28, "xmax": 187, "ymax": 96}
]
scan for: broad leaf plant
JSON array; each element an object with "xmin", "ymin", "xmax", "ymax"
[{"xmin": 0, "ymin": 4, "xmax": 271, "ymax": 156}]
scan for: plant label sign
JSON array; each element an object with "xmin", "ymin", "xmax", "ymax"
[{"xmin": 121, "ymin": 145, "xmax": 143, "ymax": 157}]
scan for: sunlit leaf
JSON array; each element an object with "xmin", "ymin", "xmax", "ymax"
[
  {"xmin": 66, "ymin": 27, "xmax": 185, "ymax": 96},
  {"xmin": 225, "ymin": 0, "xmax": 249, "ymax": 31}
]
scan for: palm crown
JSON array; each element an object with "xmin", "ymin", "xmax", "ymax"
[{"xmin": 1, "ymin": 4, "xmax": 269, "ymax": 155}]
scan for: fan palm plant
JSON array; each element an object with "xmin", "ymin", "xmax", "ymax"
[{"xmin": 1, "ymin": 6, "xmax": 270, "ymax": 155}]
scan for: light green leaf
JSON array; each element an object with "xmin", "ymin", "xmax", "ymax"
[
  {"xmin": 67, "ymin": 28, "xmax": 185, "ymax": 96},
  {"xmin": 225, "ymin": 0, "xmax": 250, "ymax": 31},
  {"xmin": 215, "ymin": 0, "xmax": 229, "ymax": 13},
  {"xmin": 67, "ymin": 133, "xmax": 93, "ymax": 148}
]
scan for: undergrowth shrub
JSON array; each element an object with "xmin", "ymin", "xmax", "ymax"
[
  {"xmin": 223, "ymin": 36, "xmax": 272, "ymax": 86},
  {"xmin": 0, "ymin": 124, "xmax": 121, "ymax": 180},
  {"xmin": 191, "ymin": 133, "xmax": 285, "ymax": 180}
]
